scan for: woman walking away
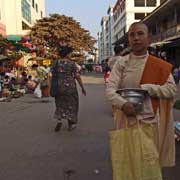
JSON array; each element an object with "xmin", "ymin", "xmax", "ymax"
[{"xmin": 51, "ymin": 46, "xmax": 86, "ymax": 132}]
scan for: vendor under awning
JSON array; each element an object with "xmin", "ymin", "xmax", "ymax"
[{"xmin": 6, "ymin": 35, "xmax": 22, "ymax": 41}]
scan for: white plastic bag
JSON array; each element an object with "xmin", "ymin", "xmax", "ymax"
[{"xmin": 34, "ymin": 83, "xmax": 42, "ymax": 98}]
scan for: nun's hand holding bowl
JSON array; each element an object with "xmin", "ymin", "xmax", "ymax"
[{"xmin": 121, "ymin": 102, "xmax": 137, "ymax": 116}]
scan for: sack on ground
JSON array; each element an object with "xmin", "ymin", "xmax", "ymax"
[{"xmin": 34, "ymin": 83, "xmax": 42, "ymax": 98}]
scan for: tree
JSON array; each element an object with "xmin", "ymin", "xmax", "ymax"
[{"xmin": 30, "ymin": 14, "xmax": 96, "ymax": 61}]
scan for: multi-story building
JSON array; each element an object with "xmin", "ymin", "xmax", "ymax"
[
  {"xmin": 113, "ymin": 0, "xmax": 160, "ymax": 45},
  {"xmin": 143, "ymin": 0, "xmax": 180, "ymax": 67},
  {"xmin": 98, "ymin": 6, "xmax": 114, "ymax": 63},
  {"xmin": 98, "ymin": 0, "xmax": 160, "ymax": 63},
  {"xmin": 97, "ymin": 32, "xmax": 102, "ymax": 63},
  {"xmin": 99, "ymin": 16, "xmax": 109, "ymax": 62},
  {"xmin": 107, "ymin": 6, "xmax": 114, "ymax": 57},
  {"xmin": 0, "ymin": 0, "xmax": 45, "ymax": 36}
]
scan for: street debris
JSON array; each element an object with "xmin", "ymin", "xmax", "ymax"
[
  {"xmin": 63, "ymin": 168, "xmax": 76, "ymax": 180},
  {"xmin": 94, "ymin": 169, "xmax": 100, "ymax": 174}
]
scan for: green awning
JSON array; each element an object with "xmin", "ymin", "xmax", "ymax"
[{"xmin": 6, "ymin": 35, "xmax": 22, "ymax": 41}]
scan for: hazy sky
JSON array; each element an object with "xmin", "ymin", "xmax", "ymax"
[{"xmin": 45, "ymin": 0, "xmax": 117, "ymax": 39}]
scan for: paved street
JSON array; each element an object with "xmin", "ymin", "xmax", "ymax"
[{"xmin": 0, "ymin": 72, "xmax": 180, "ymax": 180}]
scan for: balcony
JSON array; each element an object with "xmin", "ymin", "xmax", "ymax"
[
  {"xmin": 151, "ymin": 25, "xmax": 180, "ymax": 43},
  {"xmin": 151, "ymin": 34, "xmax": 161, "ymax": 43},
  {"xmin": 161, "ymin": 26, "xmax": 177, "ymax": 40}
]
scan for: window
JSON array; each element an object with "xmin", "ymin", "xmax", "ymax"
[
  {"xmin": 135, "ymin": 13, "xmax": 145, "ymax": 20},
  {"xmin": 150, "ymin": 25, "xmax": 157, "ymax": 35},
  {"xmin": 41, "ymin": 11, "xmax": 43, "ymax": 18},
  {"xmin": 177, "ymin": 7, "xmax": 180, "ymax": 23},
  {"xmin": 35, "ymin": 3, "xmax": 38, "ymax": 13},
  {"xmin": 32, "ymin": 0, "xmax": 35, "ymax": 8},
  {"xmin": 134, "ymin": 0, "xmax": 145, "ymax": 7},
  {"xmin": 160, "ymin": 0, "xmax": 167, "ymax": 4},
  {"xmin": 22, "ymin": 21, "xmax": 30, "ymax": 30},
  {"xmin": 21, "ymin": 0, "xmax": 31, "ymax": 23},
  {"xmin": 146, "ymin": 0, "xmax": 156, "ymax": 7},
  {"xmin": 162, "ymin": 19, "xmax": 168, "ymax": 30}
]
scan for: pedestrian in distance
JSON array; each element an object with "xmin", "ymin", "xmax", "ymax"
[
  {"xmin": 81, "ymin": 64, "xmax": 86, "ymax": 74},
  {"xmin": 173, "ymin": 67, "xmax": 179, "ymax": 84},
  {"xmin": 108, "ymin": 44, "xmax": 124, "ymax": 116},
  {"xmin": 31, "ymin": 64, "xmax": 49, "ymax": 98},
  {"xmin": 103, "ymin": 58, "xmax": 111, "ymax": 84},
  {"xmin": 106, "ymin": 22, "xmax": 177, "ymax": 180},
  {"xmin": 51, "ymin": 46, "xmax": 86, "ymax": 132},
  {"xmin": 108, "ymin": 44, "xmax": 124, "ymax": 70}
]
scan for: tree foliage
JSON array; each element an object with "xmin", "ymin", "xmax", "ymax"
[{"xmin": 30, "ymin": 14, "xmax": 96, "ymax": 61}]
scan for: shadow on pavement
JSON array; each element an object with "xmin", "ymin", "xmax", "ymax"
[
  {"xmin": 82, "ymin": 72, "xmax": 104, "ymax": 85},
  {"xmin": 162, "ymin": 142, "xmax": 180, "ymax": 180}
]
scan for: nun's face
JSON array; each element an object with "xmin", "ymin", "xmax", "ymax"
[{"xmin": 128, "ymin": 23, "xmax": 149, "ymax": 56}]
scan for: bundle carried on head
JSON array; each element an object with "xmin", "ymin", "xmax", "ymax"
[{"xmin": 58, "ymin": 46, "xmax": 74, "ymax": 58}]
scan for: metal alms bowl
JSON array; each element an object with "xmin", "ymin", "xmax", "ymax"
[{"xmin": 116, "ymin": 88, "xmax": 148, "ymax": 112}]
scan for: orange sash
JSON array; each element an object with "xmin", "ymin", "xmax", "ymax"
[{"xmin": 140, "ymin": 55, "xmax": 172, "ymax": 113}]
